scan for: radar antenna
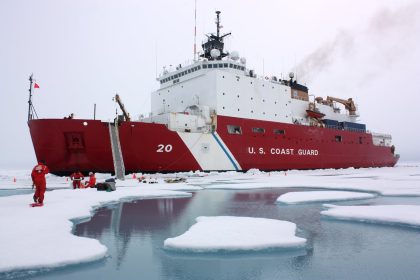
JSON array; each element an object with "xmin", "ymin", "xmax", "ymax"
[{"xmin": 200, "ymin": 11, "xmax": 231, "ymax": 61}]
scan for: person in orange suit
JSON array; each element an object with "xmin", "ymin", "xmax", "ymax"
[
  {"xmin": 83, "ymin": 172, "xmax": 96, "ymax": 188},
  {"xmin": 31, "ymin": 160, "xmax": 49, "ymax": 204},
  {"xmin": 70, "ymin": 171, "xmax": 84, "ymax": 189}
]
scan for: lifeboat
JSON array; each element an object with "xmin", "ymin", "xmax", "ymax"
[{"xmin": 306, "ymin": 109, "xmax": 325, "ymax": 119}]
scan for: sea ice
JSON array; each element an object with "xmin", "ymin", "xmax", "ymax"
[
  {"xmin": 202, "ymin": 163, "xmax": 420, "ymax": 197},
  {"xmin": 321, "ymin": 204, "xmax": 420, "ymax": 227},
  {"xmin": 277, "ymin": 191, "xmax": 376, "ymax": 204},
  {"xmin": 0, "ymin": 188, "xmax": 191, "ymax": 273},
  {"xmin": 164, "ymin": 216, "xmax": 306, "ymax": 252}
]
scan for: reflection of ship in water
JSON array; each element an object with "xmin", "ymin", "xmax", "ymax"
[
  {"xmin": 74, "ymin": 189, "xmax": 317, "ymax": 277},
  {"xmin": 233, "ymin": 192, "xmax": 283, "ymax": 203},
  {"xmin": 75, "ymin": 196, "xmax": 191, "ymax": 267},
  {"xmin": 74, "ymin": 191, "xmax": 234, "ymax": 267}
]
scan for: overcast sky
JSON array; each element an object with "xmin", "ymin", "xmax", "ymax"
[{"xmin": 1, "ymin": 0, "xmax": 419, "ymax": 169}]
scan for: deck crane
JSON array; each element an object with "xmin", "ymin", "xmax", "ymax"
[
  {"xmin": 326, "ymin": 96, "xmax": 358, "ymax": 116},
  {"xmin": 114, "ymin": 94, "xmax": 131, "ymax": 121}
]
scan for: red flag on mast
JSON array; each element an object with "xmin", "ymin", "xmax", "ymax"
[{"xmin": 34, "ymin": 83, "xmax": 40, "ymax": 89}]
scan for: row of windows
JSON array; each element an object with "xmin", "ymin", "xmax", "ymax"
[
  {"xmin": 227, "ymin": 125, "xmax": 285, "ymax": 135},
  {"xmin": 227, "ymin": 125, "xmax": 365, "ymax": 144},
  {"xmin": 160, "ymin": 66, "xmax": 202, "ymax": 84},
  {"xmin": 159, "ymin": 62, "xmax": 246, "ymax": 84},
  {"xmin": 202, "ymin": 63, "xmax": 245, "ymax": 71}
]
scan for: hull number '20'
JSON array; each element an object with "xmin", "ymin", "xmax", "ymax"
[{"xmin": 157, "ymin": 144, "xmax": 173, "ymax": 153}]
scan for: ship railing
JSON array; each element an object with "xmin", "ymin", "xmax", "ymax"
[
  {"xmin": 323, "ymin": 125, "xmax": 366, "ymax": 133},
  {"xmin": 371, "ymin": 132, "xmax": 392, "ymax": 138}
]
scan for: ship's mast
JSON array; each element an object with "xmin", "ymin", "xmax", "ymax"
[
  {"xmin": 216, "ymin": 11, "xmax": 221, "ymax": 38},
  {"xmin": 27, "ymin": 74, "xmax": 33, "ymax": 121},
  {"xmin": 27, "ymin": 74, "xmax": 38, "ymax": 122},
  {"xmin": 193, "ymin": 0, "xmax": 197, "ymax": 61},
  {"xmin": 27, "ymin": 74, "xmax": 39, "ymax": 122},
  {"xmin": 200, "ymin": 11, "xmax": 231, "ymax": 60}
]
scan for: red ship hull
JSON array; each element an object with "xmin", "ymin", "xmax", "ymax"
[{"xmin": 28, "ymin": 116, "xmax": 399, "ymax": 175}]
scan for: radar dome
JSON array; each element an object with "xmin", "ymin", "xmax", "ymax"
[
  {"xmin": 210, "ymin": 49, "xmax": 221, "ymax": 59},
  {"xmin": 240, "ymin": 57, "xmax": 246, "ymax": 64},
  {"xmin": 230, "ymin": 51, "xmax": 239, "ymax": 60},
  {"xmin": 289, "ymin": 72, "xmax": 295, "ymax": 79}
]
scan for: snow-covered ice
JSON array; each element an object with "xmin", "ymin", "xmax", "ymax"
[
  {"xmin": 3, "ymin": 163, "xmax": 420, "ymax": 196},
  {"xmin": 321, "ymin": 204, "xmax": 420, "ymax": 228},
  {"xmin": 1, "ymin": 162, "xmax": 420, "ymax": 273},
  {"xmin": 200, "ymin": 164, "xmax": 420, "ymax": 197},
  {"xmin": 0, "ymin": 187, "xmax": 191, "ymax": 273},
  {"xmin": 277, "ymin": 191, "xmax": 376, "ymax": 204},
  {"xmin": 164, "ymin": 216, "xmax": 306, "ymax": 252}
]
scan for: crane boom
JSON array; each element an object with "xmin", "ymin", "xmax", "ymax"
[
  {"xmin": 115, "ymin": 94, "xmax": 131, "ymax": 121},
  {"xmin": 326, "ymin": 96, "xmax": 357, "ymax": 115}
]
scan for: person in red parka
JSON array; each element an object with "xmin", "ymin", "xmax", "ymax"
[
  {"xmin": 31, "ymin": 160, "xmax": 49, "ymax": 204},
  {"xmin": 70, "ymin": 171, "xmax": 84, "ymax": 189},
  {"xmin": 83, "ymin": 172, "xmax": 96, "ymax": 188}
]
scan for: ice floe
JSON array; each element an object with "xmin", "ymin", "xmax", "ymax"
[
  {"xmin": 201, "ymin": 164, "xmax": 420, "ymax": 197},
  {"xmin": 164, "ymin": 216, "xmax": 306, "ymax": 252},
  {"xmin": 277, "ymin": 191, "xmax": 376, "ymax": 204},
  {"xmin": 2, "ymin": 163, "xmax": 420, "ymax": 197},
  {"xmin": 0, "ymin": 187, "xmax": 191, "ymax": 273},
  {"xmin": 321, "ymin": 204, "xmax": 420, "ymax": 227}
]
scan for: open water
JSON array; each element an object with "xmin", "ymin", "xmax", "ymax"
[{"xmin": 7, "ymin": 188, "xmax": 420, "ymax": 280}]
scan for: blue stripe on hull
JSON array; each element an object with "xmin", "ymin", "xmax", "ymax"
[{"xmin": 211, "ymin": 132, "xmax": 239, "ymax": 171}]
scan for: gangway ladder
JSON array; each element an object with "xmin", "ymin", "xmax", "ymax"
[{"xmin": 108, "ymin": 121, "xmax": 125, "ymax": 180}]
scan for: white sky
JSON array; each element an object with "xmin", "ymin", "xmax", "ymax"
[{"xmin": 1, "ymin": 0, "xmax": 419, "ymax": 168}]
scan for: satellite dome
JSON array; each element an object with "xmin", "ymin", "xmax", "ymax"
[
  {"xmin": 230, "ymin": 51, "xmax": 239, "ymax": 60},
  {"xmin": 289, "ymin": 72, "xmax": 295, "ymax": 79},
  {"xmin": 240, "ymin": 57, "xmax": 246, "ymax": 64},
  {"xmin": 210, "ymin": 49, "xmax": 221, "ymax": 59}
]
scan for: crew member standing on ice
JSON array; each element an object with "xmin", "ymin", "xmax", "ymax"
[
  {"xmin": 70, "ymin": 171, "xmax": 84, "ymax": 189},
  {"xmin": 83, "ymin": 172, "xmax": 96, "ymax": 188},
  {"xmin": 31, "ymin": 160, "xmax": 49, "ymax": 204}
]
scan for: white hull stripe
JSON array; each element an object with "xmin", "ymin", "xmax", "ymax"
[
  {"xmin": 211, "ymin": 132, "xmax": 241, "ymax": 171},
  {"xmin": 177, "ymin": 132, "xmax": 241, "ymax": 171}
]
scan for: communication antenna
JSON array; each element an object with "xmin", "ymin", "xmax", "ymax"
[
  {"xmin": 262, "ymin": 59, "xmax": 265, "ymax": 77},
  {"xmin": 194, "ymin": 0, "xmax": 197, "ymax": 61},
  {"xmin": 155, "ymin": 40, "xmax": 158, "ymax": 78}
]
